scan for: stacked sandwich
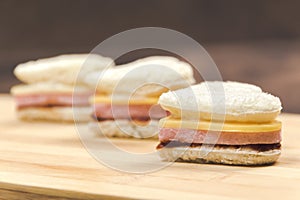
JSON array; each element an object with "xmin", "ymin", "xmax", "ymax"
[
  {"xmin": 157, "ymin": 81, "xmax": 282, "ymax": 165},
  {"xmin": 11, "ymin": 54, "xmax": 114, "ymax": 122},
  {"xmin": 86, "ymin": 56, "xmax": 195, "ymax": 138}
]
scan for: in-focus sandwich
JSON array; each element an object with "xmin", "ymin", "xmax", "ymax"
[
  {"xmin": 157, "ymin": 81, "xmax": 282, "ymax": 165},
  {"xmin": 11, "ymin": 54, "xmax": 114, "ymax": 122},
  {"xmin": 86, "ymin": 56, "xmax": 195, "ymax": 139}
]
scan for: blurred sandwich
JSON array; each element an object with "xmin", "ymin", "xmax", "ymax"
[
  {"xmin": 11, "ymin": 54, "xmax": 114, "ymax": 122},
  {"xmin": 157, "ymin": 81, "xmax": 282, "ymax": 165},
  {"xmin": 86, "ymin": 56, "xmax": 195, "ymax": 139}
]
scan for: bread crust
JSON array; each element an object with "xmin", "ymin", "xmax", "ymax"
[
  {"xmin": 89, "ymin": 119, "xmax": 159, "ymax": 139},
  {"xmin": 17, "ymin": 106, "xmax": 92, "ymax": 122},
  {"xmin": 158, "ymin": 145, "xmax": 281, "ymax": 166}
]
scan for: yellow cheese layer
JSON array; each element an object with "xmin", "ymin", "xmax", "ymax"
[
  {"xmin": 159, "ymin": 117, "xmax": 282, "ymax": 133},
  {"xmin": 91, "ymin": 95, "xmax": 159, "ymax": 105}
]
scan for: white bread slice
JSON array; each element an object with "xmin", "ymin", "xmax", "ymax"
[
  {"xmin": 85, "ymin": 56, "xmax": 195, "ymax": 97},
  {"xmin": 158, "ymin": 145, "xmax": 281, "ymax": 166},
  {"xmin": 89, "ymin": 119, "xmax": 159, "ymax": 139},
  {"xmin": 17, "ymin": 106, "xmax": 92, "ymax": 122},
  {"xmin": 14, "ymin": 54, "xmax": 114, "ymax": 85},
  {"xmin": 158, "ymin": 81, "xmax": 282, "ymax": 122}
]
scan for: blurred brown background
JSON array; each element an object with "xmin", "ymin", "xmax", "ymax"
[{"xmin": 1, "ymin": 0, "xmax": 300, "ymax": 113}]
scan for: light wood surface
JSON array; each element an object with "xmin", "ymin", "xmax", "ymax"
[{"xmin": 0, "ymin": 94, "xmax": 300, "ymax": 200}]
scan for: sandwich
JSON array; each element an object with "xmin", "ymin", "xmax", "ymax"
[
  {"xmin": 156, "ymin": 81, "xmax": 282, "ymax": 165},
  {"xmin": 11, "ymin": 54, "xmax": 114, "ymax": 122},
  {"xmin": 86, "ymin": 56, "xmax": 195, "ymax": 139}
]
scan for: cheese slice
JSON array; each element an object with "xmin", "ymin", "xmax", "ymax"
[
  {"xmin": 159, "ymin": 117, "xmax": 282, "ymax": 133},
  {"xmin": 91, "ymin": 95, "xmax": 159, "ymax": 105}
]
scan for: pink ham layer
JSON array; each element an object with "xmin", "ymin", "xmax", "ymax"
[
  {"xmin": 159, "ymin": 128, "xmax": 282, "ymax": 145},
  {"xmin": 15, "ymin": 93, "xmax": 91, "ymax": 108},
  {"xmin": 94, "ymin": 103, "xmax": 169, "ymax": 120}
]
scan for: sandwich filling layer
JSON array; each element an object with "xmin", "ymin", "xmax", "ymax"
[
  {"xmin": 15, "ymin": 93, "xmax": 92, "ymax": 109},
  {"xmin": 11, "ymin": 83, "xmax": 93, "ymax": 109},
  {"xmin": 158, "ymin": 128, "xmax": 281, "ymax": 145},
  {"xmin": 156, "ymin": 141, "xmax": 281, "ymax": 151},
  {"xmin": 157, "ymin": 118, "xmax": 282, "ymax": 151},
  {"xmin": 92, "ymin": 95, "xmax": 169, "ymax": 121},
  {"xmin": 94, "ymin": 103, "xmax": 168, "ymax": 121}
]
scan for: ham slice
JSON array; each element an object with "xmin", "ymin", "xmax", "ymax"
[
  {"xmin": 159, "ymin": 127, "xmax": 281, "ymax": 145},
  {"xmin": 94, "ymin": 103, "xmax": 169, "ymax": 120},
  {"xmin": 15, "ymin": 93, "xmax": 91, "ymax": 108}
]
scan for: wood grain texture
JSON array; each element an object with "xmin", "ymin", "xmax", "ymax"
[{"xmin": 0, "ymin": 94, "xmax": 300, "ymax": 200}]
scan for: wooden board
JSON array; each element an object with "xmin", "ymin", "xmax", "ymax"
[{"xmin": 0, "ymin": 94, "xmax": 300, "ymax": 200}]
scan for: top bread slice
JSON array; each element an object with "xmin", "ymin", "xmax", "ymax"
[
  {"xmin": 14, "ymin": 54, "xmax": 114, "ymax": 85},
  {"xmin": 158, "ymin": 81, "xmax": 282, "ymax": 122},
  {"xmin": 84, "ymin": 56, "xmax": 195, "ymax": 97}
]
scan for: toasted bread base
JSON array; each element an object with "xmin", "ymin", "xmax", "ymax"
[
  {"xmin": 89, "ymin": 119, "xmax": 159, "ymax": 139},
  {"xmin": 158, "ymin": 145, "xmax": 281, "ymax": 166},
  {"xmin": 17, "ymin": 106, "xmax": 92, "ymax": 122}
]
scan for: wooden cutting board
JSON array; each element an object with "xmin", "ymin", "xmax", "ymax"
[{"xmin": 0, "ymin": 94, "xmax": 299, "ymax": 200}]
